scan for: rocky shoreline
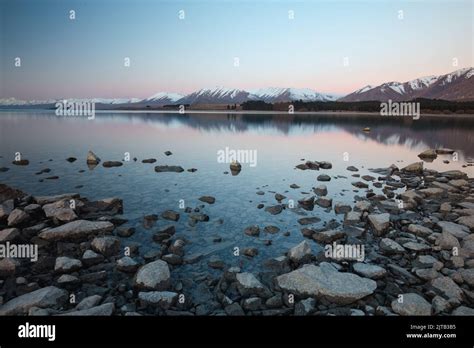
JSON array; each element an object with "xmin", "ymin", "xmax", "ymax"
[{"xmin": 0, "ymin": 157, "xmax": 474, "ymax": 316}]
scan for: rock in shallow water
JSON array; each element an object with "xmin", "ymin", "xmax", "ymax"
[
  {"xmin": 134, "ymin": 260, "xmax": 171, "ymax": 291},
  {"xmin": 154, "ymin": 165, "xmax": 184, "ymax": 173}
]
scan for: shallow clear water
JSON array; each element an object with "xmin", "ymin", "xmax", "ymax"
[{"xmin": 1, "ymin": 111, "xmax": 473, "ymax": 276}]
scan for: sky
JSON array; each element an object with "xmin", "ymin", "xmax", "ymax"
[{"xmin": 0, "ymin": 0, "xmax": 473, "ymax": 99}]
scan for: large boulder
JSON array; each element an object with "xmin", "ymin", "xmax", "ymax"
[
  {"xmin": 39, "ymin": 220, "xmax": 114, "ymax": 241},
  {"xmin": 0, "ymin": 286, "xmax": 68, "ymax": 315},
  {"xmin": 275, "ymin": 263, "xmax": 376, "ymax": 305}
]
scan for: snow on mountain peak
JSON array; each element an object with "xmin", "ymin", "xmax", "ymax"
[{"xmin": 145, "ymin": 92, "xmax": 183, "ymax": 102}]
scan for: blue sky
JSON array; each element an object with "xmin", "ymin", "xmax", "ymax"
[{"xmin": 0, "ymin": 0, "xmax": 472, "ymax": 99}]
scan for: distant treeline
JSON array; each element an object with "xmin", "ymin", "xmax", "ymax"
[{"xmin": 241, "ymin": 98, "xmax": 474, "ymax": 114}]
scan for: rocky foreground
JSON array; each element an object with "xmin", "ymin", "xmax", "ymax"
[{"xmin": 0, "ymin": 159, "xmax": 474, "ymax": 316}]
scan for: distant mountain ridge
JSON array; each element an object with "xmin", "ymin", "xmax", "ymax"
[
  {"xmin": 1, "ymin": 67, "xmax": 472, "ymax": 107},
  {"xmin": 340, "ymin": 67, "xmax": 474, "ymax": 102},
  {"xmin": 0, "ymin": 87, "xmax": 337, "ymax": 107}
]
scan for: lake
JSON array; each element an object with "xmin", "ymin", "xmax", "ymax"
[{"xmin": 0, "ymin": 111, "xmax": 473, "ymax": 276}]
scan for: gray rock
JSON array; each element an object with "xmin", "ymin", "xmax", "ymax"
[
  {"xmin": 138, "ymin": 291, "xmax": 177, "ymax": 309},
  {"xmin": 199, "ymin": 196, "xmax": 215, "ymax": 204},
  {"xmin": 288, "ymin": 240, "xmax": 312, "ymax": 263},
  {"xmin": 352, "ymin": 181, "xmax": 368, "ymax": 189},
  {"xmin": 265, "ymin": 205, "xmax": 283, "ymax": 215},
  {"xmin": 312, "ymin": 230, "xmax": 345, "ymax": 243},
  {"xmin": 117, "ymin": 256, "xmax": 139, "ymax": 273},
  {"xmin": 418, "ymin": 149, "xmax": 437, "ymax": 160},
  {"xmin": 34, "ymin": 193, "xmax": 80, "ymax": 205},
  {"xmin": 242, "ymin": 297, "xmax": 262, "ymax": 311},
  {"xmin": 7, "ymin": 208, "xmax": 29, "ymax": 226},
  {"xmin": 102, "ymin": 161, "xmax": 123, "ymax": 168},
  {"xmin": 116, "ymin": 226, "xmax": 135, "ymax": 237},
  {"xmin": 459, "ymin": 268, "xmax": 474, "ymax": 287},
  {"xmin": 317, "ymin": 174, "xmax": 331, "ymax": 182},
  {"xmin": 56, "ymin": 274, "xmax": 80, "ymax": 286},
  {"xmin": 91, "ymin": 236, "xmax": 121, "ymax": 257},
  {"xmin": 354, "ymin": 200, "xmax": 371, "ymax": 212},
  {"xmin": 314, "ymin": 185, "xmax": 328, "ymax": 196},
  {"xmin": 315, "ymin": 196, "xmax": 332, "ymax": 208},
  {"xmin": 294, "ymin": 298, "xmax": 316, "ymax": 316},
  {"xmin": 60, "ymin": 303, "xmax": 114, "ymax": 316},
  {"xmin": 154, "ymin": 165, "xmax": 184, "ymax": 173},
  {"xmin": 0, "ymin": 258, "xmax": 18, "ymax": 277},
  {"xmin": 430, "ymin": 276, "xmax": 464, "ymax": 302},
  {"xmin": 39, "ymin": 220, "xmax": 114, "ymax": 241},
  {"xmin": 0, "ymin": 228, "xmax": 20, "ymax": 242},
  {"xmin": 403, "ymin": 241, "xmax": 431, "ymax": 252},
  {"xmin": 297, "ymin": 217, "xmax": 320, "ymax": 225},
  {"xmin": 437, "ymin": 221, "xmax": 470, "ymax": 239},
  {"xmin": 368, "ymin": 213, "xmax": 390, "ymax": 236},
  {"xmin": 276, "ymin": 263, "xmax": 376, "ymax": 305},
  {"xmin": 435, "ymin": 231, "xmax": 460, "ymax": 250},
  {"xmin": 334, "ymin": 202, "xmax": 352, "ymax": 214},
  {"xmin": 0, "ymin": 286, "xmax": 68, "ymax": 315},
  {"xmin": 391, "ymin": 293, "xmax": 431, "ymax": 316},
  {"xmin": 82, "ymin": 249, "xmax": 104, "ymax": 266},
  {"xmin": 380, "ymin": 238, "xmax": 405, "ymax": 254},
  {"xmin": 54, "ymin": 257, "xmax": 82, "ymax": 273},
  {"xmin": 244, "ymin": 225, "xmax": 260, "ymax": 237},
  {"xmin": 162, "ymin": 210, "xmax": 180, "ymax": 221},
  {"xmin": 76, "ymin": 295, "xmax": 102, "ymax": 310},
  {"xmin": 353, "ymin": 263, "xmax": 387, "ymax": 279},
  {"xmin": 224, "ymin": 303, "xmax": 245, "ymax": 316},
  {"xmin": 235, "ymin": 273, "xmax": 267, "ymax": 297},
  {"xmin": 432, "ymin": 295, "xmax": 451, "ymax": 314},
  {"xmin": 452, "ymin": 306, "xmax": 474, "ymax": 316},
  {"xmin": 407, "ymin": 224, "xmax": 433, "ymax": 238},
  {"xmin": 401, "ymin": 162, "xmax": 423, "ymax": 174},
  {"xmin": 134, "ymin": 260, "xmax": 171, "ymax": 290},
  {"xmin": 43, "ymin": 200, "xmax": 77, "ymax": 222}
]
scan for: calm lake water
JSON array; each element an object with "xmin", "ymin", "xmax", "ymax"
[{"xmin": 1, "ymin": 111, "xmax": 473, "ymax": 276}]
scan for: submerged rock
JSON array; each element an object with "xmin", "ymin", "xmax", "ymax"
[
  {"xmin": 154, "ymin": 165, "xmax": 184, "ymax": 173},
  {"xmin": 199, "ymin": 196, "xmax": 215, "ymax": 204},
  {"xmin": 103, "ymin": 161, "xmax": 123, "ymax": 168}
]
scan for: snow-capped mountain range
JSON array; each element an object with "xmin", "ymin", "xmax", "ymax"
[
  {"xmin": 340, "ymin": 67, "xmax": 474, "ymax": 102},
  {"xmin": 0, "ymin": 87, "xmax": 336, "ymax": 107},
  {"xmin": 1, "ymin": 67, "xmax": 472, "ymax": 107}
]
